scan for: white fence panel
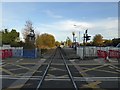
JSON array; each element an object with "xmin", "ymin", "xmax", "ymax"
[
  {"xmin": 77, "ymin": 46, "xmax": 120, "ymax": 59},
  {"xmin": 11, "ymin": 47, "xmax": 23, "ymax": 57},
  {"xmin": 77, "ymin": 47, "xmax": 83, "ymax": 59}
]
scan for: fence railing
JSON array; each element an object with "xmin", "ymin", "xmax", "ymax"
[
  {"xmin": 0, "ymin": 47, "xmax": 41, "ymax": 59},
  {"xmin": 77, "ymin": 46, "xmax": 120, "ymax": 60}
]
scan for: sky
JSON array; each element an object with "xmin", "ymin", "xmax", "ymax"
[{"xmin": 2, "ymin": 2, "xmax": 119, "ymax": 42}]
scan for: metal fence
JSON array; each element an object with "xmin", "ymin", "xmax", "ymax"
[
  {"xmin": 77, "ymin": 46, "xmax": 120, "ymax": 59},
  {"xmin": 11, "ymin": 47, "xmax": 23, "ymax": 57},
  {"xmin": 23, "ymin": 49, "xmax": 37, "ymax": 58},
  {"xmin": 0, "ymin": 46, "xmax": 41, "ymax": 59}
]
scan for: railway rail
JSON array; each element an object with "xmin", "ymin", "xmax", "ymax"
[
  {"xmin": 2, "ymin": 47, "xmax": 119, "ymax": 90},
  {"xmin": 21, "ymin": 47, "xmax": 81, "ymax": 90}
]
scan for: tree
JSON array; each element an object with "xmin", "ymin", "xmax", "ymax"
[
  {"xmin": 66, "ymin": 37, "xmax": 72, "ymax": 47},
  {"xmin": 55, "ymin": 41, "xmax": 61, "ymax": 47},
  {"xmin": 22, "ymin": 20, "xmax": 35, "ymax": 49},
  {"xmin": 2, "ymin": 29, "xmax": 20, "ymax": 47},
  {"xmin": 22, "ymin": 20, "xmax": 34, "ymax": 41},
  {"xmin": 93, "ymin": 34, "xmax": 103, "ymax": 46},
  {"xmin": 36, "ymin": 33, "xmax": 55, "ymax": 49},
  {"xmin": 103, "ymin": 39, "xmax": 112, "ymax": 46}
]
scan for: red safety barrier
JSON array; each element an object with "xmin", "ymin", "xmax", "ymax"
[
  {"xmin": 108, "ymin": 50, "xmax": 120, "ymax": 58},
  {"xmin": 0, "ymin": 50, "xmax": 6, "ymax": 59},
  {"xmin": 97, "ymin": 50, "xmax": 108, "ymax": 62},
  {"xmin": 8, "ymin": 49, "xmax": 13, "ymax": 57},
  {"xmin": 4, "ymin": 49, "xmax": 8, "ymax": 58},
  {"xmin": 97, "ymin": 50, "xmax": 107, "ymax": 58},
  {"xmin": 0, "ymin": 49, "xmax": 13, "ymax": 59}
]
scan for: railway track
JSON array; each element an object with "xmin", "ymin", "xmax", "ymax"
[{"xmin": 21, "ymin": 47, "xmax": 86, "ymax": 90}]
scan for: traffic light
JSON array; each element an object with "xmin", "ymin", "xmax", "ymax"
[
  {"xmin": 86, "ymin": 34, "xmax": 91, "ymax": 42},
  {"xmin": 85, "ymin": 29, "xmax": 88, "ymax": 34}
]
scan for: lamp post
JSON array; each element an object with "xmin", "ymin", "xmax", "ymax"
[
  {"xmin": 74, "ymin": 25, "xmax": 81, "ymax": 45},
  {"xmin": 72, "ymin": 32, "xmax": 75, "ymax": 43},
  {"xmin": 74, "ymin": 24, "xmax": 90, "ymax": 60}
]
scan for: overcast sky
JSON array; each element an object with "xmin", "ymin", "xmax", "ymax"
[{"xmin": 2, "ymin": 2, "xmax": 119, "ymax": 42}]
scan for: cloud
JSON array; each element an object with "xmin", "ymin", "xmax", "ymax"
[
  {"xmin": 36, "ymin": 20, "xmax": 93, "ymax": 32},
  {"xmin": 90, "ymin": 17, "xmax": 118, "ymax": 39},
  {"xmin": 35, "ymin": 17, "xmax": 118, "ymax": 41},
  {"xmin": 43, "ymin": 10, "xmax": 63, "ymax": 19}
]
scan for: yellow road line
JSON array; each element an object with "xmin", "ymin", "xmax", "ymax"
[
  {"xmin": 19, "ymin": 63, "xmax": 36, "ymax": 65},
  {"xmin": 8, "ymin": 84, "xmax": 24, "ymax": 89},
  {"xmin": 71, "ymin": 61, "xmax": 101, "ymax": 89},
  {"xmin": 109, "ymin": 64, "xmax": 120, "ymax": 70},
  {"xmin": 11, "ymin": 64, "xmax": 33, "ymax": 71},
  {"xmin": 0, "ymin": 67, "xmax": 16, "ymax": 76},
  {"xmin": 94, "ymin": 69, "xmax": 119, "ymax": 74},
  {"xmin": 80, "ymin": 66, "xmax": 119, "ymax": 74},
  {"xmin": 81, "ymin": 81, "xmax": 101, "ymax": 88},
  {"xmin": 81, "ymin": 65, "xmax": 108, "ymax": 73}
]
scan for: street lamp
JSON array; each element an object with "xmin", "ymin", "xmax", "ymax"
[
  {"xmin": 73, "ymin": 24, "xmax": 82, "ymax": 45},
  {"xmin": 72, "ymin": 32, "xmax": 75, "ymax": 43}
]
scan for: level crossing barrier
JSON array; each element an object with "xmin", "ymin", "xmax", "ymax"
[
  {"xmin": 1, "ymin": 46, "xmax": 40, "ymax": 59},
  {"xmin": 0, "ymin": 50, "xmax": 5, "ymax": 59},
  {"xmin": 77, "ymin": 46, "xmax": 98, "ymax": 59},
  {"xmin": 108, "ymin": 50, "xmax": 120, "ymax": 59},
  {"xmin": 84, "ymin": 47, "xmax": 97, "ymax": 57},
  {"xmin": 77, "ymin": 46, "xmax": 120, "ymax": 61},
  {"xmin": 97, "ymin": 50, "xmax": 108, "ymax": 62},
  {"xmin": 12, "ymin": 47, "xmax": 23, "ymax": 57},
  {"xmin": 0, "ymin": 49, "xmax": 13, "ymax": 59},
  {"xmin": 23, "ymin": 49, "xmax": 37, "ymax": 58},
  {"xmin": 0, "ymin": 46, "xmax": 13, "ymax": 59}
]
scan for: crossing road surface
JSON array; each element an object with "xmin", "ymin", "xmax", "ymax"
[{"xmin": 1, "ymin": 47, "xmax": 119, "ymax": 90}]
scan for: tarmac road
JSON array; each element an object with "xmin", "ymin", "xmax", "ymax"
[{"xmin": 1, "ymin": 48, "xmax": 119, "ymax": 90}]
